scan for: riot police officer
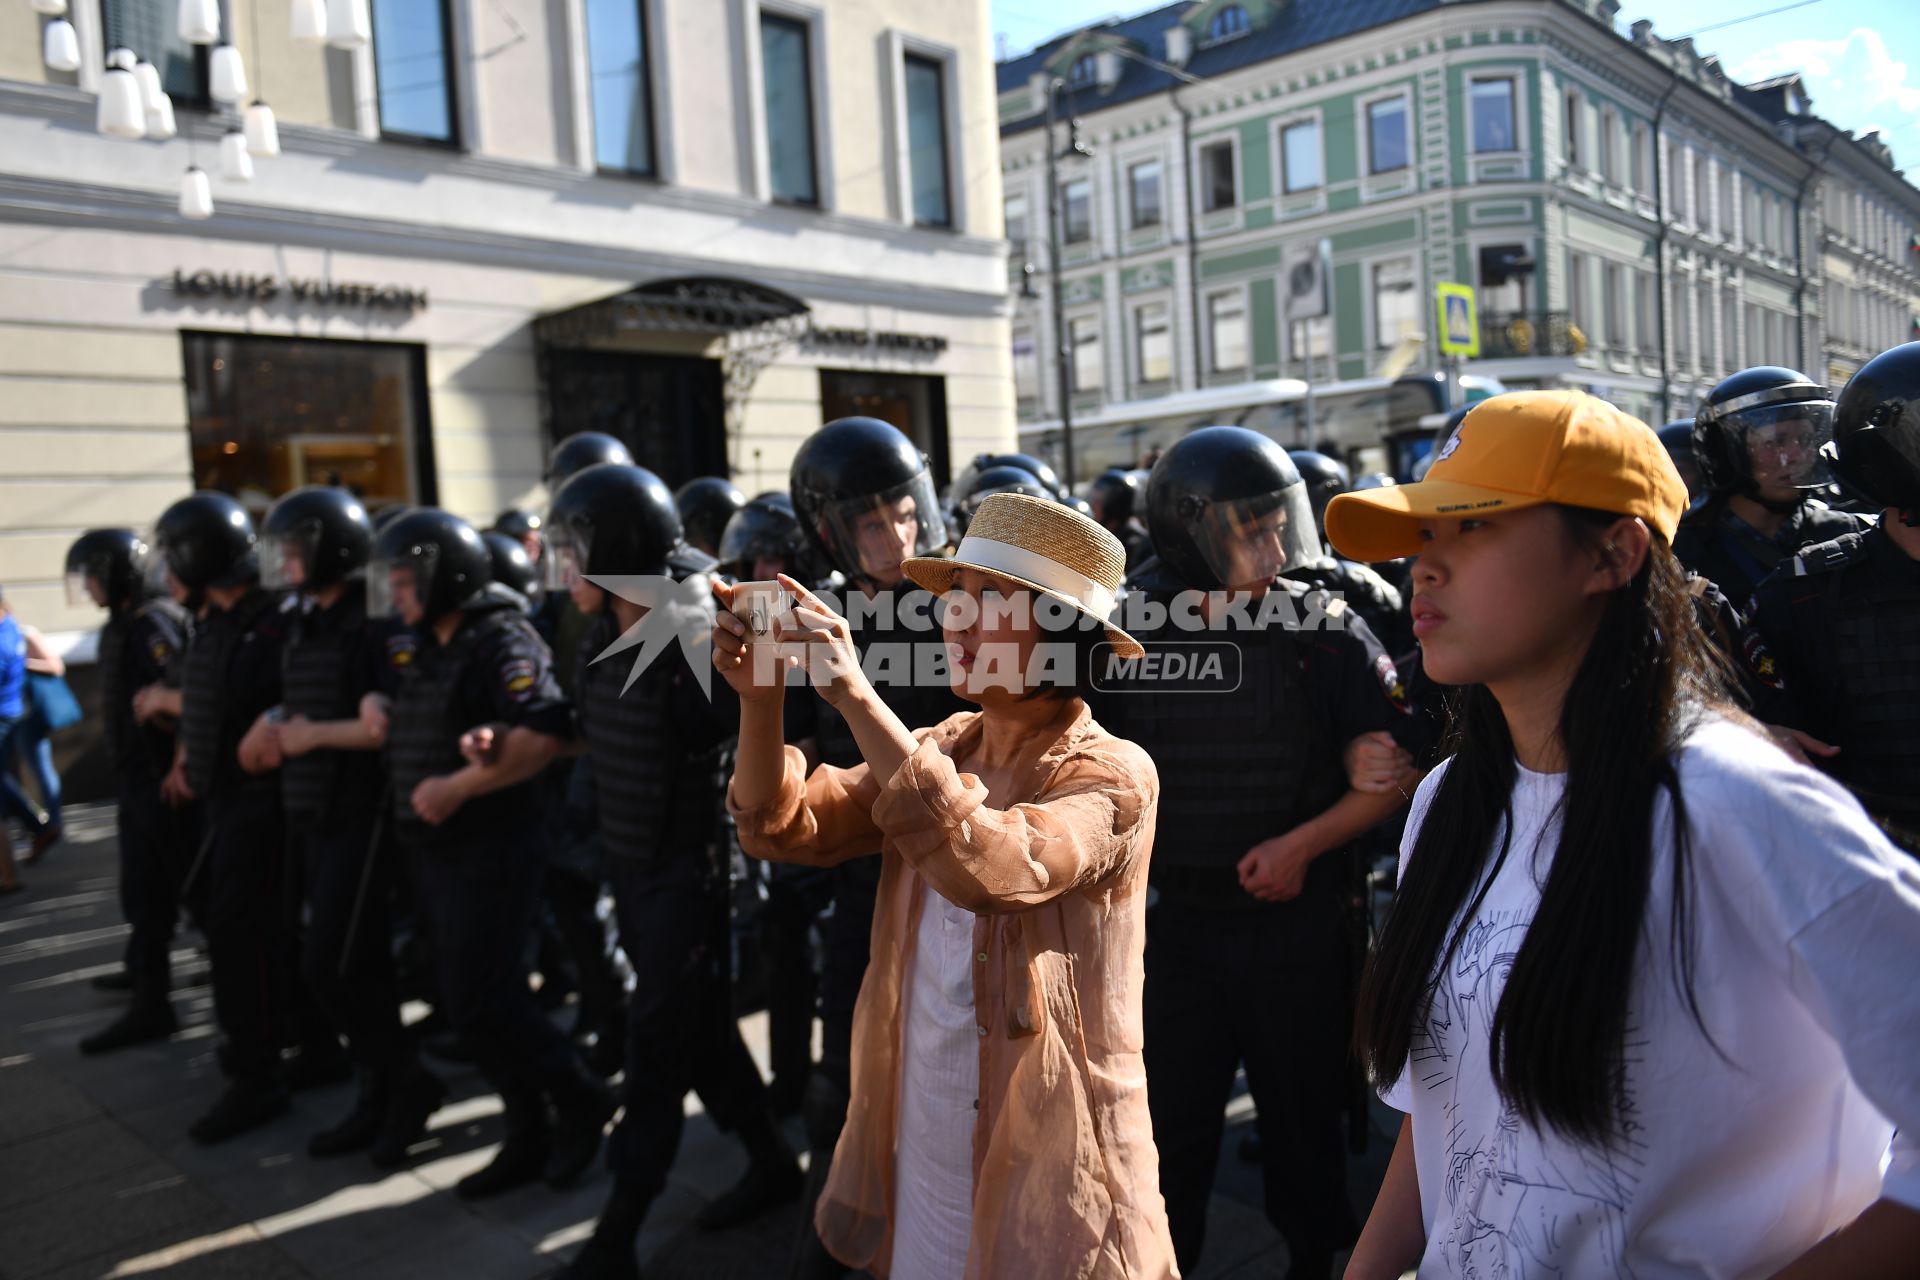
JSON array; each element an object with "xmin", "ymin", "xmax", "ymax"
[
  {"xmin": 152, "ymin": 492, "xmax": 297, "ymax": 1142},
  {"xmin": 948, "ymin": 463, "xmax": 1054, "ymax": 537},
  {"xmin": 784, "ymin": 417, "xmax": 966, "ymax": 1280},
  {"xmin": 1287, "ymin": 450, "xmax": 1408, "ymax": 655},
  {"xmin": 544, "ymin": 464, "xmax": 800, "ymax": 1279},
  {"xmin": 675, "ymin": 475, "xmax": 748, "ymax": 559},
  {"xmin": 1086, "ymin": 467, "xmax": 1154, "ymax": 570},
  {"xmin": 1739, "ymin": 341, "xmax": 1920, "ymax": 856},
  {"xmin": 482, "ymin": 530, "xmax": 541, "ymax": 616},
  {"xmin": 1658, "ymin": 419, "xmax": 1703, "ymax": 509},
  {"xmin": 1095, "ymin": 428, "xmax": 1411, "ymax": 1277},
  {"xmin": 492, "ymin": 507, "xmax": 544, "ymax": 566},
  {"xmin": 68, "ymin": 529, "xmax": 192, "ymax": 1054},
  {"xmin": 716, "ymin": 491, "xmax": 813, "ymax": 585},
  {"xmin": 364, "ymin": 509, "xmax": 614, "ymax": 1197},
  {"xmin": 547, "ymin": 431, "xmax": 634, "ymax": 489},
  {"xmin": 947, "ymin": 450, "xmax": 1065, "ymax": 503},
  {"xmin": 1675, "ymin": 366, "xmax": 1865, "ymax": 605},
  {"xmin": 246, "ymin": 487, "xmax": 446, "ymax": 1166}
]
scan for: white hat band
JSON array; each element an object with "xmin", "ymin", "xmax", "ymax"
[{"xmin": 952, "ymin": 534, "xmax": 1117, "ymax": 621}]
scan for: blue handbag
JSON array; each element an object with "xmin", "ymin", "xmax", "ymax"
[{"xmin": 27, "ymin": 671, "xmax": 82, "ymax": 733}]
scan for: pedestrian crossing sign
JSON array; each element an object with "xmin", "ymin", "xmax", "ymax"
[{"xmin": 1435, "ymin": 282, "xmax": 1479, "ymax": 358}]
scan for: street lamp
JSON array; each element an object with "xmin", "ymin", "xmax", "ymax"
[{"xmin": 1043, "ymin": 78, "xmax": 1091, "ymax": 488}]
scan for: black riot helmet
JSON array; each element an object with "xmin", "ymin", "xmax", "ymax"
[
  {"xmin": 152, "ymin": 491, "xmax": 258, "ymax": 591},
  {"xmin": 546, "ymin": 432, "xmax": 634, "ymax": 489},
  {"xmin": 370, "ymin": 504, "xmax": 411, "ymax": 537},
  {"xmin": 493, "ymin": 507, "xmax": 543, "ymax": 542},
  {"xmin": 1287, "ymin": 449, "xmax": 1350, "ymax": 531},
  {"xmin": 1691, "ymin": 366, "xmax": 1836, "ymax": 504},
  {"xmin": 260, "ymin": 485, "xmax": 373, "ymax": 592},
  {"xmin": 790, "ymin": 417, "xmax": 948, "ymax": 586},
  {"xmin": 1146, "ymin": 427, "xmax": 1319, "ymax": 591},
  {"xmin": 1086, "ymin": 468, "xmax": 1141, "ymax": 531},
  {"xmin": 1657, "ymin": 419, "xmax": 1696, "ymax": 459},
  {"xmin": 950, "ymin": 451, "xmax": 1063, "ymax": 503},
  {"xmin": 368, "ymin": 508, "xmax": 492, "ymax": 623},
  {"xmin": 717, "ymin": 491, "xmax": 809, "ymax": 579},
  {"xmin": 674, "ymin": 476, "xmax": 747, "ymax": 557},
  {"xmin": 481, "ymin": 530, "xmax": 540, "ymax": 606},
  {"xmin": 65, "ymin": 528, "xmax": 152, "ymax": 610},
  {"xmin": 960, "ymin": 465, "xmax": 1052, "ymax": 516},
  {"xmin": 1832, "ymin": 341, "xmax": 1920, "ymax": 514},
  {"xmin": 545, "ymin": 463, "xmax": 684, "ymax": 588}
]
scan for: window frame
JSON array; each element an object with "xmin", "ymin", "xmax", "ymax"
[
  {"xmin": 1369, "ymin": 255, "xmax": 1418, "ymax": 350},
  {"xmin": 1562, "ymin": 85, "xmax": 1583, "ymax": 170},
  {"xmin": 901, "ymin": 49, "xmax": 954, "ymax": 228},
  {"xmin": 583, "ymin": 0, "xmax": 659, "ymax": 177},
  {"xmin": 1068, "ymin": 312, "xmax": 1104, "ymax": 396},
  {"xmin": 1197, "ymin": 137, "xmax": 1238, "ymax": 213},
  {"xmin": 1278, "ymin": 116, "xmax": 1322, "ymax": 194},
  {"xmin": 1468, "ymin": 75, "xmax": 1520, "ymax": 155},
  {"xmin": 1206, "ymin": 288, "xmax": 1249, "ymax": 373},
  {"xmin": 1363, "ymin": 94, "xmax": 1411, "ymax": 177},
  {"xmin": 1203, "ymin": 4, "xmax": 1251, "ymax": 45},
  {"xmin": 1128, "ymin": 158, "xmax": 1165, "ymax": 229},
  {"xmin": 755, "ymin": 4, "xmax": 825, "ymax": 208},
  {"xmin": 1004, "ymin": 191, "xmax": 1030, "ymax": 258},
  {"xmin": 369, "ymin": 0, "xmax": 463, "ymax": 148},
  {"xmin": 1061, "ymin": 176, "xmax": 1094, "ymax": 245},
  {"xmin": 1134, "ymin": 299, "xmax": 1174, "ymax": 385}
]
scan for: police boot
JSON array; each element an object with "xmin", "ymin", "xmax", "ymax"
[
  {"xmin": 79, "ymin": 993, "xmax": 177, "ymax": 1055},
  {"xmin": 284, "ymin": 1036, "xmax": 353, "ymax": 1091},
  {"xmin": 694, "ymin": 1108, "xmax": 802, "ymax": 1230},
  {"xmin": 189, "ymin": 1078, "xmax": 291, "ymax": 1145},
  {"xmin": 545, "ymin": 1064, "xmax": 617, "ymax": 1188},
  {"xmin": 456, "ymin": 1093, "xmax": 551, "ymax": 1200},
  {"xmin": 369, "ymin": 1065, "xmax": 447, "ymax": 1169},
  {"xmin": 308, "ymin": 1072, "xmax": 387, "ymax": 1158},
  {"xmin": 557, "ymin": 1178, "xmax": 650, "ymax": 1280}
]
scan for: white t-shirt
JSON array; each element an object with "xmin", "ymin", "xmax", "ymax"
[
  {"xmin": 890, "ymin": 882, "xmax": 980, "ymax": 1280},
  {"xmin": 1383, "ymin": 717, "xmax": 1920, "ymax": 1279}
]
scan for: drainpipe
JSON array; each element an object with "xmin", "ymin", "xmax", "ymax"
[
  {"xmin": 1175, "ymin": 88, "xmax": 1202, "ymax": 393},
  {"xmin": 1652, "ymin": 71, "xmax": 1680, "ymax": 421}
]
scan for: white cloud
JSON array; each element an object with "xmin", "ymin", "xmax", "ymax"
[{"xmin": 1734, "ymin": 27, "xmax": 1920, "ymax": 118}]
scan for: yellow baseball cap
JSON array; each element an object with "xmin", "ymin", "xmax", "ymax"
[{"xmin": 1325, "ymin": 390, "xmax": 1688, "ymax": 562}]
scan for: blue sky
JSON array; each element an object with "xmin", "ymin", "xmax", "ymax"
[{"xmin": 991, "ymin": 1, "xmax": 1919, "ymax": 171}]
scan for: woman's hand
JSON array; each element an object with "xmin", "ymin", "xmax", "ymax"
[
  {"xmin": 769, "ymin": 574, "xmax": 872, "ymax": 709},
  {"xmin": 711, "ymin": 579, "xmax": 794, "ymax": 704}
]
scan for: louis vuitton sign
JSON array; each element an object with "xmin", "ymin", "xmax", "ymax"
[{"xmin": 166, "ymin": 268, "xmax": 429, "ymax": 312}]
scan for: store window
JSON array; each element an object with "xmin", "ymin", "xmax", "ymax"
[{"xmin": 182, "ymin": 333, "xmax": 436, "ymax": 517}]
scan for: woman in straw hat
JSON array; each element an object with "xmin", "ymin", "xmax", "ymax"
[{"xmin": 714, "ymin": 493, "xmax": 1178, "ymax": 1280}]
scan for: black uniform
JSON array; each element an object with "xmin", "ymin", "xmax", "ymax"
[
  {"xmin": 178, "ymin": 586, "xmax": 293, "ymax": 1086},
  {"xmin": 1673, "ymin": 499, "xmax": 1864, "ymax": 608},
  {"xmin": 573, "ymin": 609, "xmax": 790, "ymax": 1196},
  {"xmin": 386, "ymin": 597, "xmax": 586, "ymax": 1120},
  {"xmin": 281, "ymin": 581, "xmax": 416, "ymax": 1082},
  {"xmin": 100, "ymin": 596, "xmax": 191, "ymax": 993},
  {"xmin": 1095, "ymin": 570, "xmax": 1410, "ymax": 1273},
  {"xmin": 1739, "ymin": 525, "xmax": 1920, "ymax": 854},
  {"xmin": 1287, "ymin": 553, "xmax": 1409, "ymax": 656}
]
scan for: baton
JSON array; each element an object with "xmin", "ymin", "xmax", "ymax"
[
  {"xmin": 338, "ymin": 786, "xmax": 393, "ymax": 980},
  {"xmin": 178, "ymin": 824, "xmax": 218, "ymax": 901}
]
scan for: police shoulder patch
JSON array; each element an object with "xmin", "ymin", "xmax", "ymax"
[
  {"xmin": 500, "ymin": 656, "xmax": 538, "ymax": 701},
  {"xmin": 1373, "ymin": 651, "xmax": 1410, "ymax": 710}
]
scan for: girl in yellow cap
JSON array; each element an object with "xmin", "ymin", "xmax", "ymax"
[{"xmin": 1330, "ymin": 391, "xmax": 1920, "ymax": 1278}]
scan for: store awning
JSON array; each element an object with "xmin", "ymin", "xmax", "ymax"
[{"xmin": 535, "ymin": 276, "xmax": 811, "ymax": 348}]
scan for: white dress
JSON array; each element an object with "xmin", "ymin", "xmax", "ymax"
[{"xmin": 889, "ymin": 882, "xmax": 981, "ymax": 1280}]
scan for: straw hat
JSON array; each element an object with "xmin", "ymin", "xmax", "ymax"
[{"xmin": 902, "ymin": 493, "xmax": 1143, "ymax": 659}]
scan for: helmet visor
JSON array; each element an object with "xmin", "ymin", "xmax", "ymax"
[
  {"xmin": 1734, "ymin": 400, "xmax": 1836, "ymax": 493},
  {"xmin": 368, "ymin": 544, "xmax": 439, "ymax": 621},
  {"xmin": 260, "ymin": 518, "xmax": 321, "ymax": 591},
  {"xmin": 65, "ymin": 570, "xmax": 97, "ymax": 609},
  {"xmin": 1188, "ymin": 483, "xmax": 1320, "ymax": 590},
  {"xmin": 815, "ymin": 474, "xmax": 948, "ymax": 586},
  {"xmin": 543, "ymin": 541, "xmax": 587, "ymax": 593}
]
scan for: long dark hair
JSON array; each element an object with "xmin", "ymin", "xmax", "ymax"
[{"xmin": 1357, "ymin": 506, "xmax": 1737, "ymax": 1145}]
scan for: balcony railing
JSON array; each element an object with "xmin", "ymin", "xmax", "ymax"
[{"xmin": 1479, "ymin": 311, "xmax": 1586, "ymax": 359}]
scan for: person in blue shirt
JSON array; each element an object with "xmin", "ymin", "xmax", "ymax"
[{"xmin": 0, "ymin": 586, "xmax": 66, "ymax": 888}]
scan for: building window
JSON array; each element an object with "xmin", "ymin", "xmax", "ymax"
[
  {"xmin": 1129, "ymin": 159, "xmax": 1164, "ymax": 228},
  {"xmin": 1723, "ymin": 289, "xmax": 1740, "ymax": 369},
  {"xmin": 1470, "ymin": 77, "xmax": 1517, "ymax": 153},
  {"xmin": 371, "ymin": 0, "xmax": 459, "ymax": 144},
  {"xmin": 1693, "ymin": 152, "xmax": 1711, "ymax": 232},
  {"xmin": 1069, "ymin": 53, "xmax": 1097, "ymax": 87},
  {"xmin": 1208, "ymin": 292, "xmax": 1247, "ymax": 372},
  {"xmin": 1599, "ymin": 108, "xmax": 1619, "ymax": 185},
  {"xmin": 1005, "ymin": 194, "xmax": 1029, "ymax": 256},
  {"xmin": 1069, "ymin": 316, "xmax": 1102, "ymax": 394},
  {"xmin": 585, "ymin": 0, "xmax": 654, "ymax": 174},
  {"xmin": 1372, "ymin": 257, "xmax": 1418, "ymax": 348},
  {"xmin": 1636, "ymin": 271, "xmax": 1657, "ymax": 354},
  {"xmin": 1136, "ymin": 302, "xmax": 1173, "ymax": 383},
  {"xmin": 1206, "ymin": 5, "xmax": 1251, "ymax": 42},
  {"xmin": 904, "ymin": 54, "xmax": 952, "ymax": 227},
  {"xmin": 1012, "ymin": 329, "xmax": 1039, "ymax": 403},
  {"xmin": 1631, "ymin": 122, "xmax": 1652, "ymax": 195},
  {"xmin": 1563, "ymin": 88, "xmax": 1582, "ymax": 169},
  {"xmin": 1280, "ymin": 120, "xmax": 1320, "ymax": 193},
  {"xmin": 183, "ymin": 332, "xmax": 435, "ymax": 510},
  {"xmin": 1199, "ymin": 140, "xmax": 1236, "ymax": 212},
  {"xmin": 101, "ymin": 0, "xmax": 205, "ymax": 101},
  {"xmin": 760, "ymin": 12, "xmax": 819, "ymax": 205},
  {"xmin": 1567, "ymin": 250, "xmax": 1588, "ymax": 336},
  {"xmin": 1367, "ymin": 98, "xmax": 1409, "ymax": 175},
  {"xmin": 1062, "ymin": 178, "xmax": 1092, "ymax": 243},
  {"xmin": 1604, "ymin": 262, "xmax": 1625, "ymax": 349}
]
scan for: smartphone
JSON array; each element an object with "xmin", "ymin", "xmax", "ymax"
[{"xmin": 731, "ymin": 580, "xmax": 792, "ymax": 641}]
